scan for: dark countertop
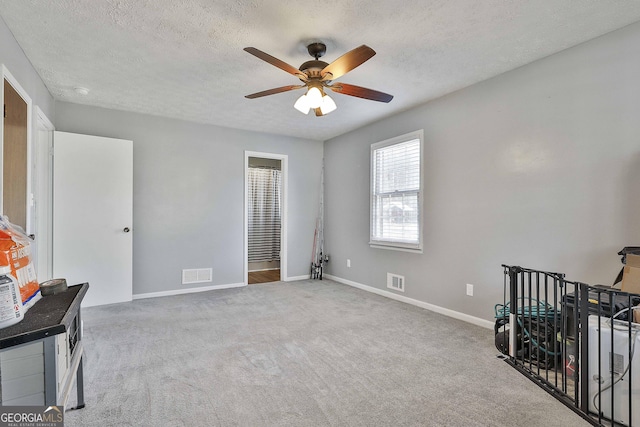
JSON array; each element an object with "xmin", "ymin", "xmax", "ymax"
[{"xmin": 0, "ymin": 283, "xmax": 89, "ymax": 349}]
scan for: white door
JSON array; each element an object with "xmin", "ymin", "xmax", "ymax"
[
  {"xmin": 34, "ymin": 108, "xmax": 55, "ymax": 282},
  {"xmin": 53, "ymin": 131, "xmax": 133, "ymax": 307}
]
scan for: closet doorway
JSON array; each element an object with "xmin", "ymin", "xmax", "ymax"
[{"xmin": 244, "ymin": 151, "xmax": 287, "ymax": 285}]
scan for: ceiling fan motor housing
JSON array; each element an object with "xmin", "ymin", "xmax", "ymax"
[
  {"xmin": 299, "ymin": 42, "xmax": 330, "ymax": 79},
  {"xmin": 299, "ymin": 60, "xmax": 330, "ymax": 79}
]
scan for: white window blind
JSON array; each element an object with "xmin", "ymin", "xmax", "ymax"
[
  {"xmin": 248, "ymin": 167, "xmax": 281, "ymax": 262},
  {"xmin": 370, "ymin": 131, "xmax": 423, "ymax": 252}
]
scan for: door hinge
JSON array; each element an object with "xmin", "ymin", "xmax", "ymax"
[{"xmin": 3, "ymin": 104, "xmax": 6, "ymax": 118}]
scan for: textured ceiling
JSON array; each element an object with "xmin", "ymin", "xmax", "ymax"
[{"xmin": 1, "ymin": 1, "xmax": 640, "ymax": 141}]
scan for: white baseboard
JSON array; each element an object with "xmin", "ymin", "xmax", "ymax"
[
  {"xmin": 324, "ymin": 274, "xmax": 493, "ymax": 330},
  {"xmin": 285, "ymin": 275, "xmax": 311, "ymax": 281},
  {"xmin": 133, "ymin": 282, "xmax": 246, "ymax": 300}
]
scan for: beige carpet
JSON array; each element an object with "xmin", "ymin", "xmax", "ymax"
[{"xmin": 65, "ymin": 279, "xmax": 590, "ymax": 426}]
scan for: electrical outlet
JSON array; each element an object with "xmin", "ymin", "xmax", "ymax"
[
  {"xmin": 466, "ymin": 283, "xmax": 474, "ymax": 296},
  {"xmin": 347, "ymin": 259, "xmax": 351, "ymax": 268}
]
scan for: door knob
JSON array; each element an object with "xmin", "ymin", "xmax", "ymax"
[{"xmin": 123, "ymin": 227, "xmax": 130, "ymax": 233}]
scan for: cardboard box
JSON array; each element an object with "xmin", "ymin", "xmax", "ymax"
[{"xmin": 621, "ymin": 254, "xmax": 640, "ymax": 295}]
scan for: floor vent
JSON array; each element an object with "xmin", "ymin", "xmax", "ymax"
[
  {"xmin": 387, "ymin": 273, "xmax": 405, "ymax": 292},
  {"xmin": 182, "ymin": 268, "xmax": 213, "ymax": 285}
]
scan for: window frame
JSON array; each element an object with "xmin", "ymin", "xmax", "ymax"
[{"xmin": 369, "ymin": 130, "xmax": 424, "ymax": 253}]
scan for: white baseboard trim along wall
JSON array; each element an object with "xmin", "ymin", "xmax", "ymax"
[
  {"xmin": 324, "ymin": 274, "xmax": 494, "ymax": 330},
  {"xmin": 133, "ymin": 282, "xmax": 245, "ymax": 300},
  {"xmin": 286, "ymin": 275, "xmax": 311, "ymax": 281},
  {"xmin": 133, "ymin": 275, "xmax": 310, "ymax": 300}
]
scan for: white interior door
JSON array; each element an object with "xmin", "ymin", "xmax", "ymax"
[
  {"xmin": 53, "ymin": 131, "xmax": 133, "ymax": 307},
  {"xmin": 34, "ymin": 108, "xmax": 54, "ymax": 282}
]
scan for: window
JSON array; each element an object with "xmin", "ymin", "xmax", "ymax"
[{"xmin": 370, "ymin": 130, "xmax": 423, "ymax": 252}]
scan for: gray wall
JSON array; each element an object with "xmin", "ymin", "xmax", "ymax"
[
  {"xmin": 5, "ymin": 10, "xmax": 639, "ymax": 319},
  {"xmin": 56, "ymin": 102, "xmax": 323, "ymax": 295},
  {"xmin": 0, "ymin": 16, "xmax": 54, "ymax": 120},
  {"xmin": 324, "ymin": 22, "xmax": 640, "ymax": 322}
]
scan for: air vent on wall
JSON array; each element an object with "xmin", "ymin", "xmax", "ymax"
[
  {"xmin": 182, "ymin": 268, "xmax": 212, "ymax": 285},
  {"xmin": 387, "ymin": 273, "xmax": 405, "ymax": 292}
]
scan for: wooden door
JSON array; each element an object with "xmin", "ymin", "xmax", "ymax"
[{"xmin": 3, "ymin": 79, "xmax": 28, "ymax": 230}]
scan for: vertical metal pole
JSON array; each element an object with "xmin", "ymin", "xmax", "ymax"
[
  {"xmin": 509, "ymin": 267, "xmax": 518, "ymax": 358},
  {"xmin": 571, "ymin": 279, "xmax": 578, "ymax": 404},
  {"xmin": 597, "ymin": 299, "xmax": 603, "ymax": 424},
  {"xmin": 579, "ymin": 282, "xmax": 590, "ymax": 413},
  {"xmin": 544, "ymin": 272, "xmax": 550, "ymax": 382},
  {"xmin": 500, "ymin": 265, "xmax": 507, "ymax": 345},
  {"xmin": 527, "ymin": 270, "xmax": 532, "ymax": 370},
  {"xmin": 535, "ymin": 271, "xmax": 541, "ymax": 375},
  {"xmin": 76, "ymin": 309, "xmax": 85, "ymax": 409},
  {"xmin": 554, "ymin": 274, "xmax": 559, "ymax": 387},
  {"xmin": 522, "ymin": 269, "xmax": 528, "ymax": 368},
  {"xmin": 75, "ymin": 356, "xmax": 85, "ymax": 409},
  {"xmin": 627, "ymin": 294, "xmax": 633, "ymax": 425},
  {"xmin": 610, "ymin": 292, "xmax": 616, "ymax": 422}
]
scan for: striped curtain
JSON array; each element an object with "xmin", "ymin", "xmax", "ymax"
[{"xmin": 248, "ymin": 167, "xmax": 281, "ymax": 263}]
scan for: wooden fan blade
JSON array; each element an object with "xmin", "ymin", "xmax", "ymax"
[
  {"xmin": 329, "ymin": 83, "xmax": 393, "ymax": 103},
  {"xmin": 321, "ymin": 45, "xmax": 375, "ymax": 81},
  {"xmin": 314, "ymin": 108, "xmax": 323, "ymax": 117},
  {"xmin": 244, "ymin": 47, "xmax": 307, "ymax": 80},
  {"xmin": 245, "ymin": 85, "xmax": 304, "ymax": 99}
]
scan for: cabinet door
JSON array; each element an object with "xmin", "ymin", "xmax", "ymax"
[{"xmin": 0, "ymin": 342, "xmax": 44, "ymax": 405}]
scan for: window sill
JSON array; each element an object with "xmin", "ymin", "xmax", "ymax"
[{"xmin": 369, "ymin": 242, "xmax": 423, "ymax": 254}]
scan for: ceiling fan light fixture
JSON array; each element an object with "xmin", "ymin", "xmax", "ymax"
[
  {"xmin": 306, "ymin": 86, "xmax": 323, "ymax": 109},
  {"xmin": 320, "ymin": 94, "xmax": 337, "ymax": 115},
  {"xmin": 294, "ymin": 94, "xmax": 311, "ymax": 114}
]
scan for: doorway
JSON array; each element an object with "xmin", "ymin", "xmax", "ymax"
[
  {"xmin": 2, "ymin": 71, "xmax": 31, "ymax": 232},
  {"xmin": 244, "ymin": 151, "xmax": 287, "ymax": 285}
]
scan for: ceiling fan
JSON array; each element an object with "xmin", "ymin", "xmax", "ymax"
[{"xmin": 244, "ymin": 42, "xmax": 393, "ymax": 116}]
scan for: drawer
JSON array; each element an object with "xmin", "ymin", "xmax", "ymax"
[
  {"xmin": 1, "ymin": 353, "xmax": 44, "ymax": 381},
  {"xmin": 0, "ymin": 341, "xmax": 42, "ymax": 361},
  {"xmin": 2, "ymin": 373, "xmax": 44, "ymax": 401}
]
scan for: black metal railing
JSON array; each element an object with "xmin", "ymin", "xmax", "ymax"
[{"xmin": 499, "ymin": 265, "xmax": 640, "ymax": 426}]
